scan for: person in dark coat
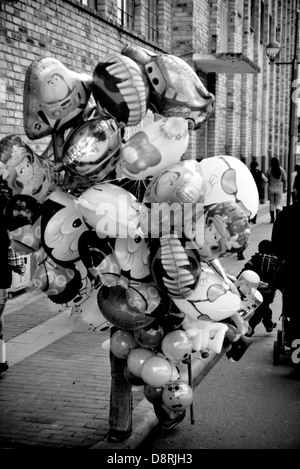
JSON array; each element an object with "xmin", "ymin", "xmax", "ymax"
[
  {"xmin": 271, "ymin": 175, "xmax": 300, "ymax": 345},
  {"xmin": 250, "ymin": 162, "xmax": 268, "ymax": 223},
  {"xmin": 0, "ymin": 200, "xmax": 13, "ymax": 374}
]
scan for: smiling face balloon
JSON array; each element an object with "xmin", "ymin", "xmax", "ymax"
[
  {"xmin": 40, "ymin": 190, "xmax": 88, "ymax": 265},
  {"xmin": 23, "ymin": 57, "xmax": 92, "ymax": 140}
]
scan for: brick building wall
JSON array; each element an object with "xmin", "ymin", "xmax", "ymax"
[{"xmin": 0, "ymin": 0, "xmax": 298, "ymax": 173}]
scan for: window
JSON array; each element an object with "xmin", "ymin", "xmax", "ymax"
[
  {"xmin": 260, "ymin": 1, "xmax": 264, "ymax": 41},
  {"xmin": 117, "ymin": 0, "xmax": 134, "ymax": 29},
  {"xmin": 269, "ymin": 15, "xmax": 273, "ymax": 43},
  {"xmin": 77, "ymin": 0, "xmax": 96, "ymax": 8},
  {"xmin": 250, "ymin": 0, "xmax": 255, "ymax": 30},
  {"xmin": 145, "ymin": 0, "xmax": 158, "ymax": 42},
  {"xmin": 237, "ymin": 0, "xmax": 244, "ymax": 17}
]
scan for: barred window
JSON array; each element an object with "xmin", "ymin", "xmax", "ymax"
[
  {"xmin": 145, "ymin": 0, "xmax": 158, "ymax": 42},
  {"xmin": 117, "ymin": 0, "xmax": 134, "ymax": 29}
]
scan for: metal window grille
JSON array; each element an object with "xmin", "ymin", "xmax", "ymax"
[{"xmin": 145, "ymin": 0, "xmax": 158, "ymax": 42}]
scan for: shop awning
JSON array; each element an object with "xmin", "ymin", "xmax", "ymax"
[{"xmin": 193, "ymin": 52, "xmax": 261, "ymax": 74}]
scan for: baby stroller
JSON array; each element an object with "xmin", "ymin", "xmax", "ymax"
[{"xmin": 273, "ymin": 301, "xmax": 300, "ymax": 372}]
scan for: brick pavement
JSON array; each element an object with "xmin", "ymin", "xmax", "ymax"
[{"xmin": 0, "ymin": 201, "xmax": 273, "ymax": 449}]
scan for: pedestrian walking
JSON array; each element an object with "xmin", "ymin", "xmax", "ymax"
[
  {"xmin": 238, "ymin": 239, "xmax": 278, "ymax": 337},
  {"xmin": 271, "ymin": 175, "xmax": 300, "ymax": 346},
  {"xmin": 249, "ymin": 161, "xmax": 267, "ymax": 224},
  {"xmin": 291, "ymin": 164, "xmax": 300, "ymax": 203},
  {"xmin": 266, "ymin": 157, "xmax": 287, "ymax": 223}
]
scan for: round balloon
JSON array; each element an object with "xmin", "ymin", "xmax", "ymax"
[
  {"xmin": 110, "ymin": 330, "xmax": 138, "ymax": 359},
  {"xmin": 140, "ymin": 355, "xmax": 173, "ymax": 388},
  {"xmin": 126, "ymin": 348, "xmax": 154, "ymax": 378},
  {"xmin": 161, "ymin": 330, "xmax": 193, "ymax": 363},
  {"xmin": 134, "ymin": 321, "xmax": 164, "ymax": 349},
  {"xmin": 97, "ymin": 284, "xmax": 157, "ymax": 331},
  {"xmin": 92, "ymin": 53, "xmax": 149, "ymax": 127},
  {"xmin": 191, "ymin": 201, "xmax": 251, "ymax": 261},
  {"xmin": 162, "ymin": 380, "xmax": 193, "ymax": 412},
  {"xmin": 116, "ymin": 117, "xmax": 189, "ymax": 180},
  {"xmin": 23, "ymin": 57, "xmax": 92, "ymax": 139},
  {"xmin": 62, "ymin": 117, "xmax": 121, "ymax": 182},
  {"xmin": 123, "ymin": 365, "xmax": 145, "ymax": 386},
  {"xmin": 0, "ymin": 134, "xmax": 56, "ymax": 202},
  {"xmin": 40, "ymin": 190, "xmax": 88, "ymax": 265},
  {"xmin": 198, "ymin": 155, "xmax": 259, "ymax": 219},
  {"xmin": 77, "ymin": 183, "xmax": 141, "ymax": 239},
  {"xmin": 122, "ymin": 44, "xmax": 215, "ymax": 130},
  {"xmin": 144, "ymin": 383, "xmax": 163, "ymax": 405}
]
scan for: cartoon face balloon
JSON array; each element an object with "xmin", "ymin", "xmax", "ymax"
[
  {"xmin": 92, "ymin": 53, "xmax": 149, "ymax": 127},
  {"xmin": 161, "ymin": 380, "xmax": 193, "ymax": 412},
  {"xmin": 0, "ymin": 135, "xmax": 56, "ymax": 202},
  {"xmin": 116, "ymin": 117, "xmax": 189, "ymax": 180},
  {"xmin": 62, "ymin": 117, "xmax": 121, "ymax": 182},
  {"xmin": 122, "ymin": 44, "xmax": 215, "ymax": 130},
  {"xmin": 40, "ymin": 190, "xmax": 88, "ymax": 265},
  {"xmin": 23, "ymin": 57, "xmax": 92, "ymax": 139},
  {"xmin": 173, "ymin": 262, "xmax": 241, "ymax": 322},
  {"xmin": 199, "ymin": 155, "xmax": 259, "ymax": 219},
  {"xmin": 77, "ymin": 183, "xmax": 141, "ymax": 238}
]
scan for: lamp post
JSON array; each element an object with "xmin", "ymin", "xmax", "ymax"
[{"xmin": 266, "ymin": 9, "xmax": 300, "ymax": 206}]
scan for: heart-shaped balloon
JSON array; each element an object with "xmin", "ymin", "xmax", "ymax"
[{"xmin": 23, "ymin": 57, "xmax": 92, "ymax": 140}]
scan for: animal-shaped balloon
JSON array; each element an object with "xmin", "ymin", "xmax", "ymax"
[
  {"xmin": 77, "ymin": 183, "xmax": 141, "ymax": 238},
  {"xmin": 23, "ymin": 57, "xmax": 92, "ymax": 140},
  {"xmin": 62, "ymin": 117, "xmax": 121, "ymax": 183},
  {"xmin": 92, "ymin": 52, "xmax": 149, "ymax": 127},
  {"xmin": 122, "ymin": 44, "xmax": 215, "ymax": 130},
  {"xmin": 199, "ymin": 155, "xmax": 259, "ymax": 219},
  {"xmin": 0, "ymin": 135, "xmax": 57, "ymax": 203},
  {"xmin": 40, "ymin": 190, "xmax": 88, "ymax": 265},
  {"xmin": 116, "ymin": 117, "xmax": 189, "ymax": 180}
]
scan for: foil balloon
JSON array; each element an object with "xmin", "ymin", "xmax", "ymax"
[
  {"xmin": 4, "ymin": 194, "xmax": 42, "ymax": 253},
  {"xmin": 92, "ymin": 52, "xmax": 149, "ymax": 127},
  {"xmin": 191, "ymin": 201, "xmax": 251, "ymax": 261},
  {"xmin": 77, "ymin": 183, "xmax": 141, "ymax": 238},
  {"xmin": 62, "ymin": 117, "xmax": 121, "ymax": 183},
  {"xmin": 173, "ymin": 261, "xmax": 241, "ymax": 322},
  {"xmin": 116, "ymin": 117, "xmax": 189, "ymax": 180},
  {"xmin": 161, "ymin": 330, "xmax": 193, "ymax": 363},
  {"xmin": 122, "ymin": 44, "xmax": 215, "ymax": 130},
  {"xmin": 140, "ymin": 355, "xmax": 173, "ymax": 388},
  {"xmin": 32, "ymin": 247, "xmax": 82, "ymax": 304},
  {"xmin": 97, "ymin": 282, "xmax": 159, "ymax": 331},
  {"xmin": 40, "ymin": 190, "xmax": 88, "ymax": 265},
  {"xmin": 149, "ymin": 233, "xmax": 201, "ymax": 299},
  {"xmin": 0, "ymin": 134, "xmax": 57, "ymax": 202},
  {"xmin": 110, "ymin": 330, "xmax": 138, "ymax": 359},
  {"xmin": 114, "ymin": 236, "xmax": 150, "ymax": 282},
  {"xmin": 23, "ymin": 57, "xmax": 92, "ymax": 140},
  {"xmin": 199, "ymin": 155, "xmax": 259, "ymax": 219},
  {"xmin": 126, "ymin": 348, "xmax": 154, "ymax": 378},
  {"xmin": 134, "ymin": 321, "xmax": 164, "ymax": 350},
  {"xmin": 161, "ymin": 380, "xmax": 193, "ymax": 412}
]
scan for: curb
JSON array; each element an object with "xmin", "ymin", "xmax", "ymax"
[{"xmin": 90, "ymin": 349, "xmax": 226, "ymax": 449}]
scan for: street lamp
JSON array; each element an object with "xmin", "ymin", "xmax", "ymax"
[{"xmin": 266, "ymin": 10, "xmax": 300, "ymax": 206}]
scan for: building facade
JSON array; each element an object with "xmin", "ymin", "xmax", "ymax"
[{"xmin": 0, "ymin": 0, "xmax": 298, "ymax": 173}]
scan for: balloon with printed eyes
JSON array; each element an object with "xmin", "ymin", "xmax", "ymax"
[
  {"xmin": 92, "ymin": 52, "xmax": 149, "ymax": 127},
  {"xmin": 161, "ymin": 380, "xmax": 193, "ymax": 412},
  {"xmin": 122, "ymin": 44, "xmax": 215, "ymax": 130},
  {"xmin": 199, "ymin": 155, "xmax": 259, "ymax": 219},
  {"xmin": 116, "ymin": 117, "xmax": 189, "ymax": 180},
  {"xmin": 40, "ymin": 190, "xmax": 88, "ymax": 265}
]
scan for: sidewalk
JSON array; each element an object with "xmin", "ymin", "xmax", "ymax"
[{"xmin": 0, "ymin": 200, "xmax": 275, "ymax": 449}]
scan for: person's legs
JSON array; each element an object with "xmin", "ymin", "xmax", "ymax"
[
  {"xmin": 153, "ymin": 402, "xmax": 186, "ymax": 431},
  {"xmin": 0, "ymin": 289, "xmax": 9, "ymax": 373},
  {"xmin": 273, "ymin": 189, "xmax": 283, "ymax": 218},
  {"xmin": 247, "ymin": 303, "xmax": 265, "ymax": 335},
  {"xmin": 108, "ymin": 327, "xmax": 133, "ymax": 441},
  {"xmin": 261, "ymin": 304, "xmax": 277, "ymax": 332},
  {"xmin": 268, "ymin": 189, "xmax": 275, "ymax": 222}
]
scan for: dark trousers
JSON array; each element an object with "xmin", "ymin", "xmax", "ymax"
[{"xmin": 248, "ymin": 302, "xmax": 273, "ymax": 330}]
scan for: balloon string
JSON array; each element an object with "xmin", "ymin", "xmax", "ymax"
[{"xmin": 187, "ymin": 354, "xmax": 195, "ymax": 425}]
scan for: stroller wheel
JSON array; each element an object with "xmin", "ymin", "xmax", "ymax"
[{"xmin": 273, "ymin": 340, "xmax": 281, "ymax": 365}]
